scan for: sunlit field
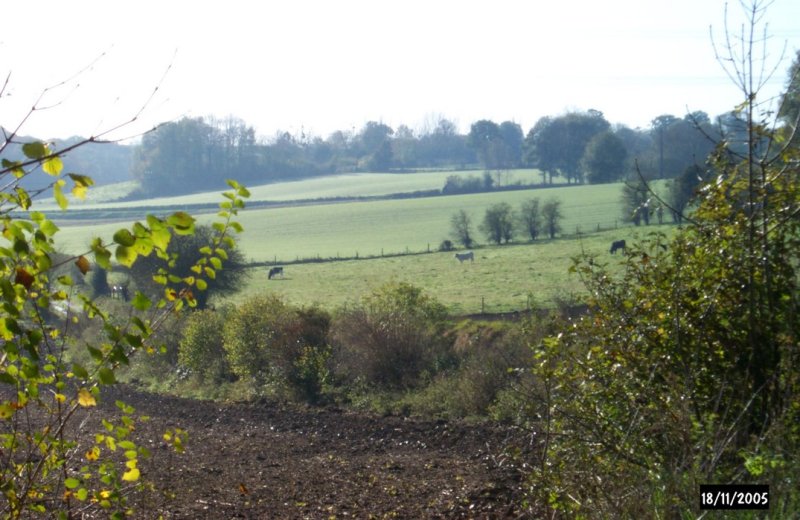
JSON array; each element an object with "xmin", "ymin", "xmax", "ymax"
[
  {"xmin": 224, "ymin": 228, "xmax": 662, "ymax": 315},
  {"xmin": 51, "ymin": 172, "xmax": 672, "ymax": 313}
]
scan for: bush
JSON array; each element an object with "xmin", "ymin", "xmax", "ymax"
[
  {"xmin": 330, "ymin": 282, "xmax": 450, "ymax": 390},
  {"xmin": 179, "ymin": 306, "xmax": 234, "ymax": 383},
  {"xmin": 222, "ymin": 295, "xmax": 331, "ymax": 402}
]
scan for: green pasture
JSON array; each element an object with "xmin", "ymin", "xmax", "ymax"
[
  {"xmin": 194, "ymin": 181, "xmax": 643, "ymax": 263},
  {"xmin": 221, "ymin": 227, "xmax": 669, "ymax": 315},
  {"xmin": 49, "ymin": 172, "xmax": 672, "ymax": 313},
  {"xmin": 46, "ymin": 169, "xmax": 544, "ymax": 210},
  {"xmin": 55, "ymin": 181, "xmax": 639, "ymax": 261}
]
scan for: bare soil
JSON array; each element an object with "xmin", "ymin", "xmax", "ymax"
[{"xmin": 98, "ymin": 386, "xmax": 531, "ymax": 519}]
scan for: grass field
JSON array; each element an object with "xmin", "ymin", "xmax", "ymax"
[
  {"xmin": 224, "ymin": 229, "xmax": 654, "ymax": 315},
  {"xmin": 50, "ymin": 171, "xmax": 672, "ymax": 313},
  {"xmin": 46, "ymin": 169, "xmax": 544, "ymax": 210}
]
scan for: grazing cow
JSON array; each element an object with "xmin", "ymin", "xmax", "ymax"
[
  {"xmin": 268, "ymin": 266, "xmax": 284, "ymax": 279},
  {"xmin": 610, "ymin": 239, "xmax": 626, "ymax": 254},
  {"xmin": 454, "ymin": 251, "xmax": 474, "ymax": 263}
]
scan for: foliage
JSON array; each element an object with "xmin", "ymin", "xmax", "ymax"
[
  {"xmin": 449, "ymin": 209, "xmax": 475, "ymax": 248},
  {"xmin": 329, "ymin": 282, "xmax": 450, "ymax": 390},
  {"xmin": 524, "ymin": 110, "xmax": 610, "ymax": 184},
  {"xmin": 479, "ymin": 202, "xmax": 515, "ymax": 244},
  {"xmin": 0, "ymin": 114, "xmax": 250, "ymax": 518},
  {"xmin": 668, "ymin": 163, "xmax": 709, "ymax": 224},
  {"xmin": 540, "ymin": 198, "xmax": 563, "ymax": 239},
  {"xmin": 468, "ymin": 120, "xmax": 523, "ymax": 170},
  {"xmin": 178, "ymin": 306, "xmax": 233, "ymax": 383},
  {"xmin": 518, "ymin": 198, "xmax": 542, "ymax": 241},
  {"xmin": 582, "ymin": 130, "xmax": 627, "ymax": 184},
  {"xmin": 221, "ymin": 295, "xmax": 331, "ymax": 402},
  {"xmin": 621, "ymin": 173, "xmax": 654, "ymax": 225},
  {"xmin": 127, "ymin": 224, "xmax": 248, "ymax": 310},
  {"xmin": 518, "ymin": 4, "xmax": 800, "ymax": 515}
]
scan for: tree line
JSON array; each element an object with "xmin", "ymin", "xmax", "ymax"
[{"xmin": 121, "ymin": 106, "xmax": 737, "ymax": 198}]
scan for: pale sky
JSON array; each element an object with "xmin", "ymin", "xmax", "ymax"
[{"xmin": 2, "ymin": 0, "xmax": 799, "ymax": 142}]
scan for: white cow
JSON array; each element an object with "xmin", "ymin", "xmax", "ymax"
[{"xmin": 454, "ymin": 251, "xmax": 474, "ymax": 263}]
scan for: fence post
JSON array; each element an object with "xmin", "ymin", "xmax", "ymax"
[{"xmin": 481, "ymin": 296, "xmax": 485, "ymax": 314}]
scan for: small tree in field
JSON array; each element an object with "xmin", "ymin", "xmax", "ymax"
[
  {"xmin": 518, "ymin": 198, "xmax": 542, "ymax": 241},
  {"xmin": 0, "ymin": 73, "xmax": 250, "ymax": 517},
  {"xmin": 450, "ymin": 209, "xmax": 475, "ymax": 248},
  {"xmin": 479, "ymin": 202, "xmax": 515, "ymax": 244},
  {"xmin": 540, "ymin": 198, "xmax": 563, "ymax": 239}
]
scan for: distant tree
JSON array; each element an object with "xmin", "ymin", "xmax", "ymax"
[
  {"xmin": 468, "ymin": 119, "xmax": 505, "ymax": 170},
  {"xmin": 518, "ymin": 198, "xmax": 542, "ymax": 241},
  {"xmin": 417, "ymin": 116, "xmax": 474, "ymax": 167},
  {"xmin": 541, "ymin": 198, "xmax": 563, "ymax": 238},
  {"xmin": 526, "ymin": 110, "xmax": 610, "ymax": 184},
  {"xmin": 668, "ymin": 163, "xmax": 708, "ymax": 223},
  {"xmin": 622, "ymin": 175, "xmax": 653, "ymax": 225},
  {"xmin": 357, "ymin": 121, "xmax": 394, "ymax": 164},
  {"xmin": 391, "ymin": 124, "xmax": 418, "ymax": 168},
  {"xmin": 647, "ymin": 113, "xmax": 716, "ymax": 179},
  {"xmin": 498, "ymin": 120, "xmax": 524, "ymax": 168},
  {"xmin": 450, "ymin": 210, "xmax": 475, "ymax": 248},
  {"xmin": 367, "ymin": 140, "xmax": 393, "ymax": 171},
  {"xmin": 480, "ymin": 202, "xmax": 515, "ymax": 244},
  {"xmin": 524, "ymin": 117, "xmax": 558, "ymax": 183},
  {"xmin": 582, "ymin": 130, "xmax": 628, "ymax": 183}
]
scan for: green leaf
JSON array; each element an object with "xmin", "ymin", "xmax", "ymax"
[
  {"xmin": 53, "ymin": 180, "xmax": 68, "ymax": 210},
  {"xmin": 98, "ymin": 367, "xmax": 116, "ymax": 385},
  {"xmin": 72, "ymin": 363, "xmax": 89, "ymax": 379},
  {"xmin": 22, "ymin": 141, "xmax": 48, "ymax": 159},
  {"xmin": 64, "ymin": 478, "xmax": 80, "ymax": 489},
  {"xmin": 167, "ymin": 212, "xmax": 195, "ymax": 231},
  {"xmin": 131, "ymin": 292, "xmax": 151, "ymax": 311},
  {"xmin": 196, "ymin": 278, "xmax": 208, "ymax": 291},
  {"xmin": 115, "ymin": 245, "xmax": 138, "ymax": 268},
  {"xmin": 113, "ymin": 229, "xmax": 136, "ymax": 247}
]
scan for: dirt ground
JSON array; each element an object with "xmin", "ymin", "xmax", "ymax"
[{"xmin": 94, "ymin": 386, "xmax": 532, "ymax": 519}]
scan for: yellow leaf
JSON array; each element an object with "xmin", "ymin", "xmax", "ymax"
[
  {"xmin": 77, "ymin": 388, "xmax": 96, "ymax": 407},
  {"xmin": 85, "ymin": 446, "xmax": 100, "ymax": 461},
  {"xmin": 121, "ymin": 467, "xmax": 140, "ymax": 482},
  {"xmin": 54, "ymin": 393, "xmax": 66, "ymax": 403},
  {"xmin": 0, "ymin": 403, "xmax": 14, "ymax": 419}
]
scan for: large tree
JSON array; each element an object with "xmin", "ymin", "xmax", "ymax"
[
  {"xmin": 525, "ymin": 110, "xmax": 610, "ymax": 184},
  {"xmin": 582, "ymin": 130, "xmax": 627, "ymax": 183}
]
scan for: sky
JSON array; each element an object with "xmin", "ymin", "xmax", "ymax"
[{"xmin": 2, "ymin": 0, "xmax": 799, "ymax": 142}]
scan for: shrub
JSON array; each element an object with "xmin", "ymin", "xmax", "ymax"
[
  {"xmin": 222, "ymin": 296, "xmax": 331, "ymax": 402},
  {"xmin": 330, "ymin": 282, "xmax": 450, "ymax": 390},
  {"xmin": 179, "ymin": 306, "xmax": 234, "ymax": 383}
]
